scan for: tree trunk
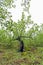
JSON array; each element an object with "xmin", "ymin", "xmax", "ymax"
[
  {"xmin": 19, "ymin": 40, "xmax": 24, "ymax": 52},
  {"xmin": 16, "ymin": 36, "xmax": 24, "ymax": 52}
]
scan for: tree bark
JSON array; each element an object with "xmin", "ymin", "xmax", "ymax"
[{"xmin": 19, "ymin": 40, "xmax": 24, "ymax": 52}]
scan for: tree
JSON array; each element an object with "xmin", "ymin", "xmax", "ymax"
[
  {"xmin": 0, "ymin": 0, "xmax": 37, "ymax": 51},
  {"xmin": 0, "ymin": 0, "xmax": 34, "ymax": 52},
  {"xmin": 0, "ymin": 0, "xmax": 43, "ymax": 52}
]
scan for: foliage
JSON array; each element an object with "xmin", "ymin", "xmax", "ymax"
[{"xmin": 0, "ymin": 0, "xmax": 43, "ymax": 48}]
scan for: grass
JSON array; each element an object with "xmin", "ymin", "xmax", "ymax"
[{"xmin": 0, "ymin": 46, "xmax": 43, "ymax": 65}]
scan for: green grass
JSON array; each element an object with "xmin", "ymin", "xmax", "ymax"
[{"xmin": 0, "ymin": 47, "xmax": 43, "ymax": 65}]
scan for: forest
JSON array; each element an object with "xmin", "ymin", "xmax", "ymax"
[{"xmin": 0, "ymin": 0, "xmax": 43, "ymax": 65}]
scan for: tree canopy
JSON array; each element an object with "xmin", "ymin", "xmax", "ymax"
[{"xmin": 0, "ymin": 0, "xmax": 43, "ymax": 48}]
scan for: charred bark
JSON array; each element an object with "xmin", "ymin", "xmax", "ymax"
[
  {"xmin": 16, "ymin": 36, "xmax": 24, "ymax": 52},
  {"xmin": 19, "ymin": 40, "xmax": 24, "ymax": 52}
]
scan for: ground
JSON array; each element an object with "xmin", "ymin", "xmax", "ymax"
[{"xmin": 0, "ymin": 47, "xmax": 43, "ymax": 65}]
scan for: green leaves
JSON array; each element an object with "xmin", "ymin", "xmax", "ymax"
[
  {"xmin": 21, "ymin": 0, "xmax": 31, "ymax": 13},
  {"xmin": 0, "ymin": 0, "xmax": 43, "ymax": 48},
  {"xmin": 0, "ymin": 0, "xmax": 13, "ymax": 7}
]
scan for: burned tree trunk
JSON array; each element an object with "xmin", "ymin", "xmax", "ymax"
[
  {"xmin": 16, "ymin": 36, "xmax": 24, "ymax": 52},
  {"xmin": 19, "ymin": 40, "xmax": 24, "ymax": 52}
]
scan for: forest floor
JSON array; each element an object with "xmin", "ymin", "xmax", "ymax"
[{"xmin": 0, "ymin": 47, "xmax": 43, "ymax": 65}]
